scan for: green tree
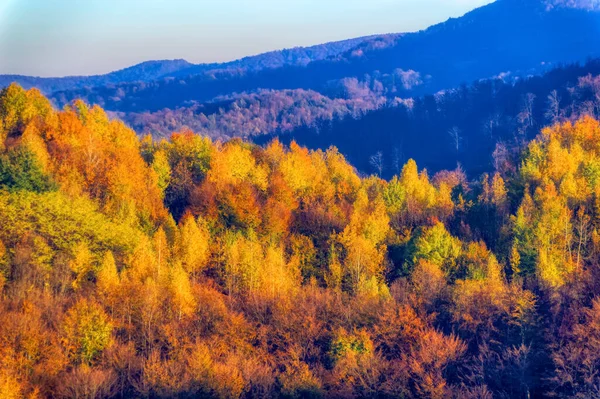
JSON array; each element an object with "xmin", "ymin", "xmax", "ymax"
[
  {"xmin": 0, "ymin": 147, "xmax": 55, "ymax": 192},
  {"xmin": 62, "ymin": 299, "xmax": 112, "ymax": 364},
  {"xmin": 405, "ymin": 222, "xmax": 462, "ymax": 278}
]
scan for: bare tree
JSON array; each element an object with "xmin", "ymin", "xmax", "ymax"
[
  {"xmin": 545, "ymin": 90, "xmax": 562, "ymax": 124},
  {"xmin": 517, "ymin": 93, "xmax": 536, "ymax": 144},
  {"xmin": 369, "ymin": 151, "xmax": 384, "ymax": 177},
  {"xmin": 518, "ymin": 93, "xmax": 536, "ymax": 127},
  {"xmin": 492, "ymin": 141, "xmax": 516, "ymax": 178},
  {"xmin": 392, "ymin": 146, "xmax": 404, "ymax": 175},
  {"xmin": 574, "ymin": 207, "xmax": 591, "ymax": 273},
  {"xmin": 578, "ymin": 74, "xmax": 600, "ymax": 118},
  {"xmin": 483, "ymin": 112, "xmax": 501, "ymax": 139},
  {"xmin": 448, "ymin": 126, "xmax": 463, "ymax": 153}
]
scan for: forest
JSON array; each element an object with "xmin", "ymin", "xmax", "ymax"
[
  {"xmin": 263, "ymin": 59, "xmax": 600, "ymax": 178},
  {"xmin": 2, "ymin": 82, "xmax": 600, "ymax": 398},
  {"xmin": 59, "ymin": 57, "xmax": 600, "ymax": 182},
  {"xmin": 41, "ymin": 0, "xmax": 600, "ymax": 118},
  {"xmin": 119, "ymin": 79, "xmax": 394, "ymax": 141}
]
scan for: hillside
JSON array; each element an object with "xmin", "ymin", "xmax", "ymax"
[
  {"xmin": 43, "ymin": 0, "xmax": 600, "ymax": 114},
  {"xmin": 0, "ymin": 35, "xmax": 391, "ymax": 94},
  {"xmin": 260, "ymin": 59, "xmax": 600, "ymax": 178},
  {"xmin": 4, "ymin": 83, "xmax": 600, "ymax": 397},
  {"xmin": 0, "ymin": 59, "xmax": 196, "ymax": 93},
  {"xmin": 2, "ymin": 0, "xmax": 599, "ymax": 183}
]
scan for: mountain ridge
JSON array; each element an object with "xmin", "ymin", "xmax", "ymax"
[
  {"xmin": 0, "ymin": 34, "xmax": 396, "ymax": 94},
  {"xmin": 39, "ymin": 0, "xmax": 600, "ymax": 115}
]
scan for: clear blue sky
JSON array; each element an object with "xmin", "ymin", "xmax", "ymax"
[{"xmin": 0, "ymin": 0, "xmax": 494, "ymax": 77}]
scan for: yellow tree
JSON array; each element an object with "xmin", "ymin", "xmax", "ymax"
[
  {"xmin": 62, "ymin": 299, "xmax": 112, "ymax": 365},
  {"xmin": 175, "ymin": 215, "xmax": 210, "ymax": 277},
  {"xmin": 69, "ymin": 242, "xmax": 94, "ymax": 291},
  {"xmin": 223, "ymin": 231, "xmax": 263, "ymax": 297},
  {"xmin": 260, "ymin": 244, "xmax": 300, "ymax": 300},
  {"xmin": 339, "ymin": 188, "xmax": 390, "ymax": 295},
  {"xmin": 169, "ymin": 265, "xmax": 196, "ymax": 320},
  {"xmin": 153, "ymin": 227, "xmax": 171, "ymax": 279},
  {"xmin": 97, "ymin": 251, "xmax": 120, "ymax": 309}
]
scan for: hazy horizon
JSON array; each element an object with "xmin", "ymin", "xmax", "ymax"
[{"xmin": 0, "ymin": 0, "xmax": 494, "ymax": 77}]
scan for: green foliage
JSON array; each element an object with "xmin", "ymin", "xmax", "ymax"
[
  {"xmin": 329, "ymin": 329, "xmax": 372, "ymax": 362},
  {"xmin": 62, "ymin": 299, "xmax": 112, "ymax": 364},
  {"xmin": 404, "ymin": 222, "xmax": 462, "ymax": 278},
  {"xmin": 0, "ymin": 190, "xmax": 141, "ymax": 260},
  {"xmin": 582, "ymin": 158, "xmax": 600, "ymax": 190},
  {"xmin": 152, "ymin": 149, "xmax": 171, "ymax": 196},
  {"xmin": 168, "ymin": 131, "xmax": 213, "ymax": 181},
  {"xmin": 0, "ymin": 147, "xmax": 55, "ymax": 192},
  {"xmin": 510, "ymin": 193, "xmax": 537, "ymax": 278}
]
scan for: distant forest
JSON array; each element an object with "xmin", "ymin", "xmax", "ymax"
[
  {"xmin": 263, "ymin": 59, "xmax": 600, "ymax": 178},
  {"xmin": 122, "ymin": 59, "xmax": 600, "ymax": 179}
]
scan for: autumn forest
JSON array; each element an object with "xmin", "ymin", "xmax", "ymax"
[
  {"xmin": 2, "ymin": 75, "xmax": 600, "ymax": 399},
  {"xmin": 3, "ymin": 2, "xmax": 600, "ymax": 397}
]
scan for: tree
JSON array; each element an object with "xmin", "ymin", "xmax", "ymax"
[
  {"xmin": 405, "ymin": 222, "xmax": 462, "ymax": 277},
  {"xmin": 517, "ymin": 93, "xmax": 536, "ymax": 142},
  {"xmin": 483, "ymin": 112, "xmax": 501, "ymax": 139},
  {"xmin": 552, "ymin": 298, "xmax": 600, "ymax": 397},
  {"xmin": 175, "ymin": 215, "xmax": 210, "ymax": 277},
  {"xmin": 169, "ymin": 265, "xmax": 195, "ymax": 320},
  {"xmin": 0, "ymin": 370, "xmax": 22, "ymax": 399},
  {"xmin": 152, "ymin": 149, "xmax": 171, "ymax": 198},
  {"xmin": 392, "ymin": 146, "xmax": 404, "ymax": 175},
  {"xmin": 545, "ymin": 90, "xmax": 562, "ymax": 124},
  {"xmin": 69, "ymin": 242, "xmax": 94, "ymax": 290},
  {"xmin": 0, "ymin": 147, "xmax": 55, "ymax": 192},
  {"xmin": 339, "ymin": 189, "xmax": 390, "ymax": 294},
  {"xmin": 448, "ymin": 126, "xmax": 462, "ymax": 153},
  {"xmin": 62, "ymin": 299, "xmax": 112, "ymax": 364},
  {"xmin": 153, "ymin": 227, "xmax": 171, "ymax": 278},
  {"xmin": 369, "ymin": 151, "xmax": 384, "ymax": 177},
  {"xmin": 97, "ymin": 251, "xmax": 119, "ymax": 305}
]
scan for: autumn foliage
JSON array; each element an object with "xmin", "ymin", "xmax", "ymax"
[{"xmin": 2, "ymin": 84, "xmax": 600, "ymax": 398}]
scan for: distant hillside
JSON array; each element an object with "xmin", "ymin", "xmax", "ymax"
[
  {"xmin": 0, "ymin": 59, "xmax": 196, "ymax": 93},
  {"xmin": 259, "ymin": 59, "xmax": 600, "ymax": 178},
  {"xmin": 119, "ymin": 84, "xmax": 389, "ymax": 140},
  {"xmin": 0, "ymin": 35, "xmax": 391, "ymax": 94},
  {"xmin": 44, "ymin": 0, "xmax": 600, "ymax": 114}
]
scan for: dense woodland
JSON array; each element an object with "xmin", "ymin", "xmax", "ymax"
[
  {"xmin": 3, "ymin": 82, "xmax": 600, "ymax": 398},
  {"xmin": 121, "ymin": 58, "xmax": 600, "ymax": 180},
  {"xmin": 263, "ymin": 59, "xmax": 600, "ymax": 178},
  {"xmin": 119, "ymin": 78, "xmax": 396, "ymax": 140}
]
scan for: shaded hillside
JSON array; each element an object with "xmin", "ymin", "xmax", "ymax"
[
  {"xmin": 47, "ymin": 0, "xmax": 600, "ymax": 113},
  {"xmin": 119, "ymin": 80, "xmax": 391, "ymax": 140},
  {"xmin": 259, "ymin": 59, "xmax": 600, "ymax": 178}
]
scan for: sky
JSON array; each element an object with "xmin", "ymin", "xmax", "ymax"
[{"xmin": 0, "ymin": 0, "xmax": 494, "ymax": 77}]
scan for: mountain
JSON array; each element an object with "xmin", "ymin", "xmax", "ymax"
[
  {"xmin": 0, "ymin": 35, "xmax": 393, "ymax": 94},
  {"xmin": 41, "ymin": 0, "xmax": 600, "ymax": 114},
  {"xmin": 0, "ymin": 59, "xmax": 196, "ymax": 94},
  {"xmin": 258, "ymin": 59, "xmax": 600, "ymax": 178},
  {"xmin": 2, "ymin": 0, "xmax": 600, "ymax": 181}
]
